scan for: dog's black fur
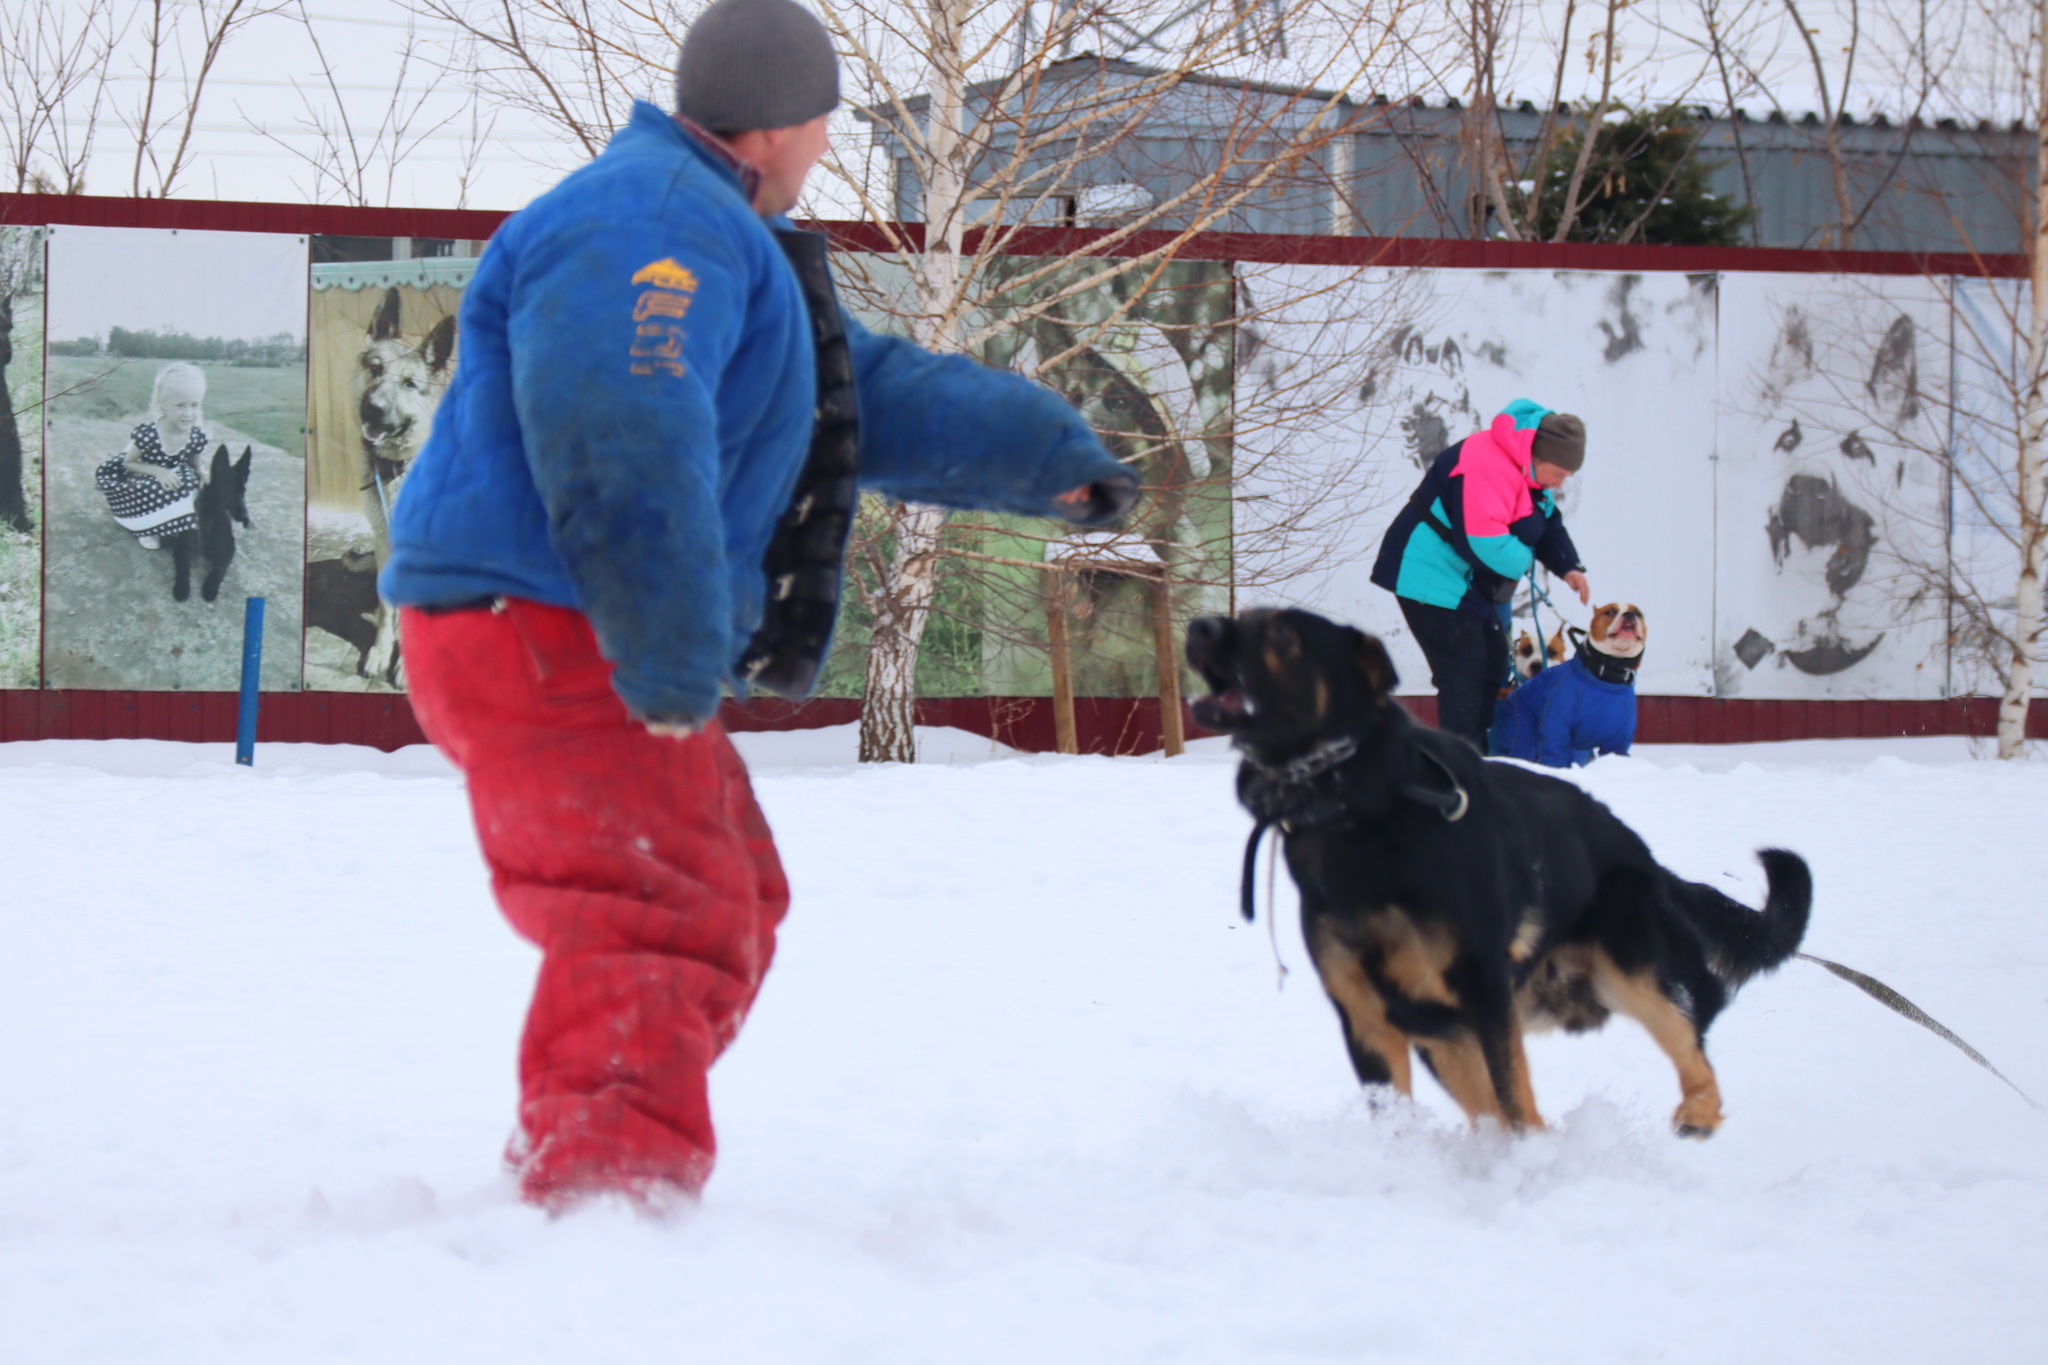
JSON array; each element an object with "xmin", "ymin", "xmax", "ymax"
[
  {"xmin": 170, "ymin": 444, "xmax": 252, "ymax": 603},
  {"xmin": 1186, "ymin": 608, "xmax": 1811, "ymax": 1136}
]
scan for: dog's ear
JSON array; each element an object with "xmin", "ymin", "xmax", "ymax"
[
  {"xmin": 1354, "ymin": 630, "xmax": 1399, "ymax": 696},
  {"xmin": 210, "ymin": 444, "xmax": 232, "ymax": 477},
  {"xmin": 370, "ymin": 287, "xmax": 403, "ymax": 342},
  {"xmin": 423, "ymin": 314, "xmax": 457, "ymax": 373},
  {"xmin": 233, "ymin": 446, "xmax": 253, "ymax": 480}
]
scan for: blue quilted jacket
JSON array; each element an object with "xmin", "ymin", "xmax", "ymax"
[{"xmin": 383, "ymin": 101, "xmax": 1130, "ymax": 722}]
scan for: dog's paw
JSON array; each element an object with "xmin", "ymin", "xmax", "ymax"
[{"xmin": 1672, "ymin": 1091, "xmax": 1723, "ymax": 1138}]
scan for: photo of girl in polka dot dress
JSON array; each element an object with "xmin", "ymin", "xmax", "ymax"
[
  {"xmin": 41, "ymin": 224, "xmax": 307, "ymax": 692},
  {"xmin": 94, "ymin": 362, "xmax": 207, "ymax": 550}
]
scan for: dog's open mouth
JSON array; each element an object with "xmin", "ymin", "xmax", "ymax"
[
  {"xmin": 1199, "ymin": 683, "xmax": 1250, "ymax": 722},
  {"xmin": 1185, "ymin": 616, "xmax": 1253, "ymax": 730},
  {"xmin": 1189, "ymin": 660, "xmax": 1252, "ymax": 730}
]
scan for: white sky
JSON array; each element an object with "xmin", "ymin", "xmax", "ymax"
[
  {"xmin": 22, "ymin": 0, "xmax": 2022, "ymax": 216},
  {"xmin": 45, "ymin": 225, "xmax": 310, "ymax": 342}
]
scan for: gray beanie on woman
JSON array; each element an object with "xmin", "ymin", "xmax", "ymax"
[
  {"xmin": 1532, "ymin": 412, "xmax": 1586, "ymax": 472},
  {"xmin": 674, "ymin": 0, "xmax": 840, "ymax": 133}
]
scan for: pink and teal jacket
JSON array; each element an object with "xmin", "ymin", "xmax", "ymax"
[{"xmin": 1371, "ymin": 399, "xmax": 1584, "ymax": 612}]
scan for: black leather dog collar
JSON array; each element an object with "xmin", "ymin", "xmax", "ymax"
[{"xmin": 1577, "ymin": 638, "xmax": 1641, "ymax": 686}]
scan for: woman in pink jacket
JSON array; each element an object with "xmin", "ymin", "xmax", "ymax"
[{"xmin": 1370, "ymin": 399, "xmax": 1591, "ymax": 751}]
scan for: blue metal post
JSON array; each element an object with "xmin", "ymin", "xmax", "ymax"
[{"xmin": 236, "ymin": 596, "xmax": 265, "ymax": 766}]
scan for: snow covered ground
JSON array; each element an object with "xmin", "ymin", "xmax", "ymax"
[{"xmin": 2, "ymin": 729, "xmax": 2043, "ymax": 1363}]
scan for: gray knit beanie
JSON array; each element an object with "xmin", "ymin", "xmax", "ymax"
[
  {"xmin": 1532, "ymin": 412, "xmax": 1586, "ymax": 472},
  {"xmin": 674, "ymin": 0, "xmax": 840, "ymax": 133}
]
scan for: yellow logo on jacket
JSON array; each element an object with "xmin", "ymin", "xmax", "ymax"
[
  {"xmin": 629, "ymin": 259, "xmax": 698, "ymax": 376},
  {"xmin": 631, "ymin": 259, "xmax": 699, "ymax": 292}
]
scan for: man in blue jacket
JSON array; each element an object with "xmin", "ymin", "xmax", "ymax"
[{"xmin": 382, "ymin": 0, "xmax": 1136, "ymax": 1212}]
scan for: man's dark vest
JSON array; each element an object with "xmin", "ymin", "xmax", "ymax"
[{"xmin": 736, "ymin": 229, "xmax": 861, "ymax": 699}]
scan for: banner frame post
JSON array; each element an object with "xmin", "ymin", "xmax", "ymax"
[{"xmin": 236, "ymin": 596, "xmax": 265, "ymax": 766}]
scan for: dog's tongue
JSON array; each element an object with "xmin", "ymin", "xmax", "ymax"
[{"xmin": 1212, "ymin": 686, "xmax": 1249, "ymax": 718}]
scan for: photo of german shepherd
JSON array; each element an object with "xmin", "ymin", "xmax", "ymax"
[
  {"xmin": 1185, "ymin": 607, "xmax": 1811, "ymax": 1137},
  {"xmin": 353, "ymin": 287, "xmax": 456, "ymax": 686}
]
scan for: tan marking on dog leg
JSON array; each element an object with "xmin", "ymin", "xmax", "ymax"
[
  {"xmin": 1357, "ymin": 910, "xmax": 1549, "ymax": 1130},
  {"xmin": 1508, "ymin": 912, "xmax": 1544, "ymax": 965},
  {"xmin": 1500, "ymin": 1009, "xmax": 1546, "ymax": 1131},
  {"xmin": 1368, "ymin": 909, "xmax": 1460, "ymax": 1008},
  {"xmin": 1414, "ymin": 1036, "xmax": 1506, "ymax": 1125},
  {"xmin": 1312, "ymin": 929, "xmax": 1412, "ymax": 1095},
  {"xmin": 1589, "ymin": 949, "xmax": 1724, "ymax": 1136}
]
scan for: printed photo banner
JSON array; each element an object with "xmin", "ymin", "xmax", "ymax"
[
  {"xmin": 1238, "ymin": 265, "xmax": 1720, "ymax": 699},
  {"xmin": 40, "ymin": 225, "xmax": 307, "ymax": 691},
  {"xmin": 0, "ymin": 220, "xmax": 2034, "ymax": 703},
  {"xmin": 1947, "ymin": 277, "xmax": 2029, "ymax": 699},
  {"xmin": 822, "ymin": 251, "xmax": 1235, "ymax": 701},
  {"xmin": 0, "ymin": 226, "xmax": 44, "ymax": 689},
  {"xmin": 304, "ymin": 235, "xmax": 476, "ymax": 693},
  {"xmin": 1713, "ymin": 273, "xmax": 1951, "ymax": 700}
]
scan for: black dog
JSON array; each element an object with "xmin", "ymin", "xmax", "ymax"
[
  {"xmin": 1185, "ymin": 608, "xmax": 1810, "ymax": 1137},
  {"xmin": 171, "ymin": 444, "xmax": 252, "ymax": 603}
]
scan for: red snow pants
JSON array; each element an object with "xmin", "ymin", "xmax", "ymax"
[{"xmin": 401, "ymin": 598, "xmax": 789, "ymax": 1209}]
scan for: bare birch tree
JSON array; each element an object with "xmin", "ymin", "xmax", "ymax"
[
  {"xmin": 0, "ymin": 0, "xmax": 126, "ymax": 194},
  {"xmin": 122, "ymin": 0, "xmax": 287, "ymax": 199},
  {"xmin": 2009, "ymin": 54, "xmax": 2047, "ymax": 756},
  {"xmin": 240, "ymin": 1, "xmax": 492, "ymax": 208},
  {"xmin": 409, "ymin": 0, "xmax": 682, "ymax": 164},
  {"xmin": 813, "ymin": 0, "xmax": 1437, "ymax": 760},
  {"xmin": 1438, "ymin": 0, "xmax": 1729, "ymax": 245},
  {"xmin": 1762, "ymin": 0, "xmax": 2042, "ymax": 755},
  {"xmin": 1943, "ymin": 0, "xmax": 2048, "ymax": 756},
  {"xmin": 1695, "ymin": 0, "xmax": 1949, "ymax": 250}
]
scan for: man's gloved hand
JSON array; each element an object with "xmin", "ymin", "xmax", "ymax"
[
  {"xmin": 1509, "ymin": 510, "xmax": 1548, "ymax": 545},
  {"xmin": 1052, "ymin": 471, "xmax": 1140, "ymax": 525}
]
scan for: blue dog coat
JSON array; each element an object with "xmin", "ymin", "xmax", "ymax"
[{"xmin": 1492, "ymin": 651, "xmax": 1637, "ymax": 767}]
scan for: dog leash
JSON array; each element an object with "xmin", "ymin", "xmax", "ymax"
[
  {"xmin": 1264, "ymin": 830, "xmax": 1288, "ymax": 988},
  {"xmin": 1796, "ymin": 952, "xmax": 2042, "ymax": 1112},
  {"xmin": 1526, "ymin": 568, "xmax": 1552, "ymax": 676}
]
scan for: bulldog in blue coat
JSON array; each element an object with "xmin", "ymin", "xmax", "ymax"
[{"xmin": 1493, "ymin": 603, "xmax": 1645, "ymax": 766}]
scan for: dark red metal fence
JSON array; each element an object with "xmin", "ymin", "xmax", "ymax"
[{"xmin": 0, "ymin": 691, "xmax": 2038, "ymax": 754}]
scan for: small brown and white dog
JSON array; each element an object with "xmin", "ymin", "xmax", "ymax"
[
  {"xmin": 1511, "ymin": 627, "xmax": 1567, "ymax": 680},
  {"xmin": 1495, "ymin": 603, "xmax": 1648, "ymax": 765},
  {"xmin": 1587, "ymin": 602, "xmax": 1646, "ymax": 662}
]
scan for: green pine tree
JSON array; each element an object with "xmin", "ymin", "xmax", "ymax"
[{"xmin": 1525, "ymin": 105, "xmax": 1755, "ymax": 246}]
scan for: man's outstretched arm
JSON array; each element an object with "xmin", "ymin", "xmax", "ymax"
[{"xmin": 842, "ymin": 316, "xmax": 1137, "ymax": 523}]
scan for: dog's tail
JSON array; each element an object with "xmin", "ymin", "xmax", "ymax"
[{"xmin": 1676, "ymin": 848, "xmax": 1812, "ymax": 990}]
